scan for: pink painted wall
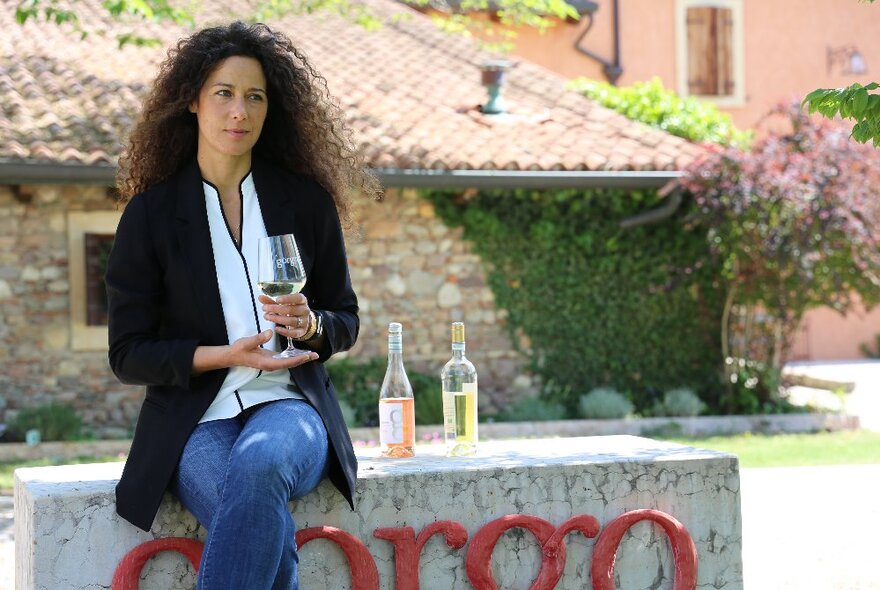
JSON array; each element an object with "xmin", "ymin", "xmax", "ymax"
[
  {"xmin": 470, "ymin": 0, "xmax": 880, "ymax": 129},
  {"xmin": 789, "ymin": 300, "xmax": 880, "ymax": 361}
]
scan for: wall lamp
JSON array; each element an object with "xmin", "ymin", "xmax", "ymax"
[{"xmin": 827, "ymin": 45, "xmax": 868, "ymax": 76}]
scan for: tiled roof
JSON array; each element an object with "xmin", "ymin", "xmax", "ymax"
[{"xmin": 0, "ymin": 0, "xmax": 701, "ymax": 173}]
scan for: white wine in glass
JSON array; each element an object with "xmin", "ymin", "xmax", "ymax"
[{"xmin": 258, "ymin": 234, "xmax": 309, "ymax": 359}]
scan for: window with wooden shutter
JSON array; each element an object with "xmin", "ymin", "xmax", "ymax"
[
  {"xmin": 686, "ymin": 6, "xmax": 734, "ymax": 96},
  {"xmin": 677, "ymin": 0, "xmax": 743, "ymax": 105}
]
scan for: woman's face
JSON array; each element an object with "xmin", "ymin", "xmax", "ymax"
[{"xmin": 189, "ymin": 55, "xmax": 268, "ymax": 163}]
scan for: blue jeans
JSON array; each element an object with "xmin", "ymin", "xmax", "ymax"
[{"xmin": 171, "ymin": 399, "xmax": 329, "ymax": 590}]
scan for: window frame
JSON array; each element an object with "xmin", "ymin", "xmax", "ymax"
[
  {"xmin": 675, "ymin": 0, "xmax": 745, "ymax": 107},
  {"xmin": 84, "ymin": 232, "xmax": 115, "ymax": 327},
  {"xmin": 68, "ymin": 211, "xmax": 121, "ymax": 351}
]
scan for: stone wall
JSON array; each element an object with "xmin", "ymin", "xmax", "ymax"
[
  {"xmin": 0, "ymin": 184, "xmax": 140, "ymax": 438},
  {"xmin": 0, "ymin": 183, "xmax": 525, "ymax": 436},
  {"xmin": 345, "ymin": 188, "xmax": 525, "ymax": 407}
]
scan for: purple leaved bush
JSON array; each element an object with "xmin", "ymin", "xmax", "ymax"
[{"xmin": 676, "ymin": 102, "xmax": 880, "ymax": 386}]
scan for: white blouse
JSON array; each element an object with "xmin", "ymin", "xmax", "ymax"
[{"xmin": 199, "ymin": 172, "xmax": 304, "ymax": 424}]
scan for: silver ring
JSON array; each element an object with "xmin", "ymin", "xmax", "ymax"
[{"xmin": 297, "ymin": 316, "xmax": 303, "ymax": 328}]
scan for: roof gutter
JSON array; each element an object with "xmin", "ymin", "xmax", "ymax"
[
  {"xmin": 375, "ymin": 169, "xmax": 681, "ymax": 189},
  {"xmin": 0, "ymin": 162, "xmax": 682, "ymax": 191},
  {"xmin": 0, "ymin": 162, "xmax": 116, "ymax": 185}
]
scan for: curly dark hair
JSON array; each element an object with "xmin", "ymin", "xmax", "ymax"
[{"xmin": 116, "ymin": 21, "xmax": 380, "ymax": 222}]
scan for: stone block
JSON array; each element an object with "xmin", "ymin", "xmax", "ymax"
[
  {"xmin": 437, "ymin": 282, "xmax": 462, "ymax": 308},
  {"xmin": 20, "ymin": 267, "xmax": 41, "ymax": 282},
  {"xmin": 15, "ymin": 436, "xmax": 743, "ymax": 589}
]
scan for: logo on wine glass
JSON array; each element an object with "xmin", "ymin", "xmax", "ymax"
[{"xmin": 276, "ymin": 256, "xmax": 298, "ymax": 269}]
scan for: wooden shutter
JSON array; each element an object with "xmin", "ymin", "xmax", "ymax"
[{"xmin": 686, "ymin": 6, "xmax": 735, "ymax": 96}]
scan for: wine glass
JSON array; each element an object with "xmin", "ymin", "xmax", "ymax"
[{"xmin": 258, "ymin": 234, "xmax": 308, "ymax": 359}]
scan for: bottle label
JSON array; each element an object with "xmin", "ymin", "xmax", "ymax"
[
  {"xmin": 379, "ymin": 400, "xmax": 405, "ymax": 444},
  {"xmin": 388, "ymin": 334, "xmax": 402, "ymax": 353}
]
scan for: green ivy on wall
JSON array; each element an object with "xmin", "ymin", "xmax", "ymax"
[{"xmin": 423, "ymin": 187, "xmax": 727, "ymax": 414}]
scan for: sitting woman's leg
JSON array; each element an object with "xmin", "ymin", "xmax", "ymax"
[
  {"xmin": 171, "ymin": 417, "xmax": 241, "ymax": 534},
  {"xmin": 197, "ymin": 399, "xmax": 329, "ymax": 590}
]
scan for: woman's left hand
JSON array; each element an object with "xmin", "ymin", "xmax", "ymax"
[{"xmin": 260, "ymin": 293, "xmax": 313, "ymax": 341}]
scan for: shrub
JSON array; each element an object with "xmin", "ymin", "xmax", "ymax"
[
  {"xmin": 569, "ymin": 77, "xmax": 751, "ymax": 148},
  {"xmin": 660, "ymin": 388, "xmax": 706, "ymax": 417},
  {"xmin": 859, "ymin": 333, "xmax": 880, "ymax": 359},
  {"xmin": 337, "ymin": 400, "xmax": 357, "ymax": 428},
  {"xmin": 680, "ymin": 103, "xmax": 880, "ymax": 408},
  {"xmin": 578, "ymin": 388, "xmax": 633, "ymax": 420},
  {"xmin": 9, "ymin": 402, "xmax": 82, "ymax": 442},
  {"xmin": 408, "ymin": 371, "xmax": 445, "ymax": 426},
  {"xmin": 497, "ymin": 396, "xmax": 567, "ymax": 422},
  {"xmin": 326, "ymin": 358, "xmax": 443, "ymax": 427},
  {"xmin": 326, "ymin": 358, "xmax": 385, "ymax": 427}
]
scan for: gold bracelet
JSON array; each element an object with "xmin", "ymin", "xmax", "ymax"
[{"xmin": 297, "ymin": 311, "xmax": 318, "ymax": 341}]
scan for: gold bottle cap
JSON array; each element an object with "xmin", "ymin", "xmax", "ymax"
[{"xmin": 451, "ymin": 322, "xmax": 465, "ymax": 343}]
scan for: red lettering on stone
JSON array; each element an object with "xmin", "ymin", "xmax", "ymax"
[
  {"xmin": 374, "ymin": 521, "xmax": 469, "ymax": 589},
  {"xmin": 113, "ymin": 511, "xmax": 700, "ymax": 589},
  {"xmin": 465, "ymin": 514, "xmax": 600, "ymax": 590},
  {"xmin": 591, "ymin": 509, "xmax": 698, "ymax": 590},
  {"xmin": 537, "ymin": 514, "xmax": 601, "ymax": 588},
  {"xmin": 111, "ymin": 537, "xmax": 204, "ymax": 590},
  {"xmin": 296, "ymin": 526, "xmax": 379, "ymax": 590}
]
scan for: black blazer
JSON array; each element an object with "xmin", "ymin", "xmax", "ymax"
[{"xmin": 106, "ymin": 158, "xmax": 359, "ymax": 532}]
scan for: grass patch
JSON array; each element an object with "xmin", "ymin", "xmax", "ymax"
[
  {"xmin": 0, "ymin": 455, "xmax": 124, "ymax": 494},
  {"xmin": 664, "ymin": 430, "xmax": 880, "ymax": 468}
]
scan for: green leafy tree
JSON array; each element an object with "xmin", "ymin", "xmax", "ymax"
[
  {"xmin": 15, "ymin": 0, "xmax": 578, "ymax": 48},
  {"xmin": 803, "ymin": 0, "xmax": 880, "ymax": 145}
]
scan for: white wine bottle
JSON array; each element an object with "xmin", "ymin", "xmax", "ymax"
[
  {"xmin": 379, "ymin": 322, "xmax": 416, "ymax": 458},
  {"xmin": 441, "ymin": 322, "xmax": 478, "ymax": 456}
]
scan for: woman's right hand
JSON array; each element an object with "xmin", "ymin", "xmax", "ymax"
[
  {"xmin": 192, "ymin": 330, "xmax": 318, "ymax": 375},
  {"xmin": 229, "ymin": 330, "xmax": 319, "ymax": 370}
]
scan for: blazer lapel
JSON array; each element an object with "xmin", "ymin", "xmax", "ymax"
[
  {"xmin": 174, "ymin": 160, "xmax": 228, "ymax": 345},
  {"xmin": 252, "ymin": 158, "xmax": 295, "ymax": 237}
]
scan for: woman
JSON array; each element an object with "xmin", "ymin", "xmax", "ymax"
[{"xmin": 106, "ymin": 21, "xmax": 379, "ymax": 589}]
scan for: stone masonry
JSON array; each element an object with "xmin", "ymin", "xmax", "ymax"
[
  {"xmin": 0, "ymin": 184, "xmax": 141, "ymax": 437},
  {"xmin": 346, "ymin": 188, "xmax": 524, "ymax": 402},
  {"xmin": 0, "ymin": 183, "xmax": 525, "ymax": 435}
]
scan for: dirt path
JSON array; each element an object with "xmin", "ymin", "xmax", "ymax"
[{"xmin": 740, "ymin": 465, "xmax": 880, "ymax": 589}]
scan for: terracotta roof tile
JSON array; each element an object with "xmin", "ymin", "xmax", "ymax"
[{"xmin": 0, "ymin": 0, "xmax": 702, "ymax": 172}]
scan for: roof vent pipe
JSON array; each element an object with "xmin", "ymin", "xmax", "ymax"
[{"xmin": 480, "ymin": 60, "xmax": 512, "ymax": 114}]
